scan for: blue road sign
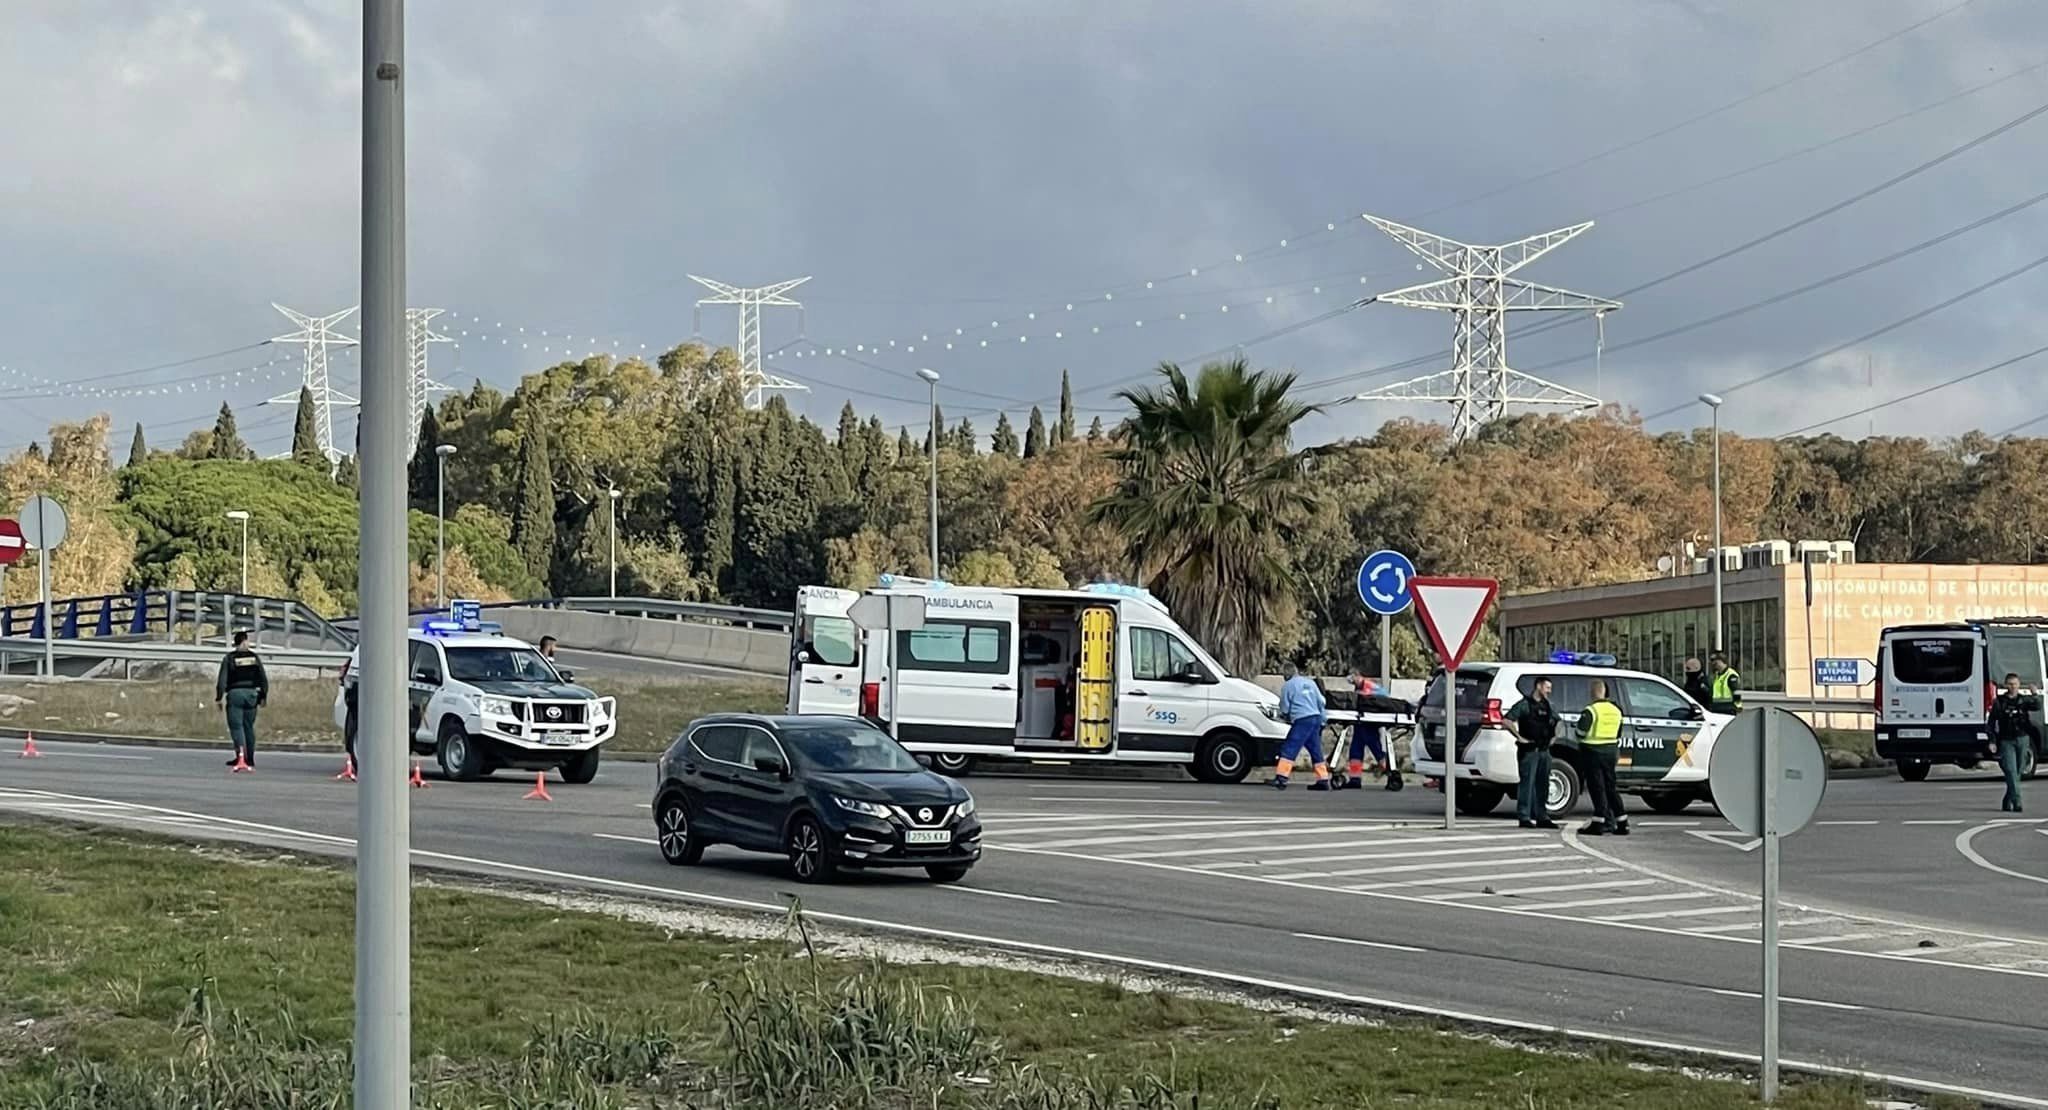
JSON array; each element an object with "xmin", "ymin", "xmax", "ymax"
[
  {"xmin": 1357, "ymin": 550, "xmax": 1416, "ymax": 616},
  {"xmin": 1812, "ymin": 657, "xmax": 1874, "ymax": 686},
  {"xmin": 451, "ymin": 598, "xmax": 483, "ymax": 630}
]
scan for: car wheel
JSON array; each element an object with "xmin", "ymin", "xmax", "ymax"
[
  {"xmin": 786, "ymin": 815, "xmax": 838, "ymax": 884},
  {"xmin": 1453, "ymin": 782, "xmax": 1505, "ymax": 816},
  {"xmin": 436, "ymin": 719, "xmax": 483, "ymax": 782},
  {"xmin": 560, "ymin": 747, "xmax": 601, "ymax": 785},
  {"xmin": 1194, "ymin": 733, "xmax": 1254, "ymax": 785},
  {"xmin": 1642, "ymin": 789, "xmax": 1697, "ymax": 815},
  {"xmin": 925, "ymin": 864, "xmax": 971, "ymax": 884},
  {"xmin": 1897, "ymin": 759, "xmax": 1931, "ymax": 783},
  {"xmin": 2022, "ymin": 744, "xmax": 2039, "ymax": 781},
  {"xmin": 1545, "ymin": 760, "xmax": 1583, "ymax": 820},
  {"xmin": 655, "ymin": 796, "xmax": 705, "ymax": 865},
  {"xmin": 930, "ymin": 752, "xmax": 976, "ymax": 777}
]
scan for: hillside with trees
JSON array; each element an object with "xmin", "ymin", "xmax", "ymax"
[{"xmin": 7, "ymin": 339, "xmax": 2048, "ymax": 672}]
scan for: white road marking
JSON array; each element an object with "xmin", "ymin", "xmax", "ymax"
[
  {"xmin": 1788, "ymin": 932, "xmax": 1896, "ymax": 946},
  {"xmin": 1904, "ymin": 819, "xmax": 1965, "ymax": 826},
  {"xmin": 1955, "ymin": 823, "xmax": 2048, "ymax": 887},
  {"xmin": 1259, "ymin": 842, "xmax": 1571, "ymax": 874},
  {"xmin": 995, "ymin": 817, "xmax": 1298, "ymax": 838},
  {"xmin": 1273, "ymin": 852, "xmax": 1577, "ymax": 880},
  {"xmin": 1350, "ymin": 866, "xmax": 1619, "ymax": 891},
  {"xmin": 1430, "ymin": 879, "xmax": 1653, "ymax": 901},
  {"xmin": 1690, "ymin": 916, "xmax": 1842, "ymax": 934},
  {"xmin": 1815, "ymin": 820, "xmax": 1879, "ymax": 826},
  {"xmin": 1700, "ymin": 987, "xmax": 1864, "ymax": 1011},
  {"xmin": 1601, "ymin": 904, "xmax": 1754, "ymax": 922},
  {"xmin": 940, "ymin": 886, "xmax": 1059, "ymax": 905},
  {"xmin": 1524, "ymin": 891, "xmax": 1713, "ymax": 911},
  {"xmin": 1881, "ymin": 940, "xmax": 2016, "ymax": 957},
  {"xmin": 1026, "ymin": 797, "xmax": 1219, "ymax": 806},
  {"xmin": 15, "ymin": 749, "xmax": 153, "ymax": 761},
  {"xmin": 592, "ymin": 833, "xmax": 656, "ymax": 846},
  {"xmin": 1293, "ymin": 932, "xmax": 1426, "ymax": 953},
  {"xmin": 1118, "ymin": 830, "xmax": 1528, "ymax": 861},
  {"xmin": 1028, "ymin": 822, "xmax": 1376, "ymax": 850}
]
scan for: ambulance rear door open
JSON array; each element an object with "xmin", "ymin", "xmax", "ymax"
[
  {"xmin": 788, "ymin": 586, "xmax": 862, "ymax": 716},
  {"xmin": 890, "ymin": 592, "xmax": 1021, "ymax": 751}
]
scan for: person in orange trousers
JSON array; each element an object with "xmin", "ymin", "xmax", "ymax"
[{"xmin": 1274, "ymin": 664, "xmax": 1332, "ymax": 791}]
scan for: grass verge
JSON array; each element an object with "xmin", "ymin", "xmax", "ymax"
[
  {"xmin": 0, "ymin": 673, "xmax": 787, "ymax": 754},
  {"xmin": 0, "ymin": 821, "xmax": 1967, "ymax": 1109}
]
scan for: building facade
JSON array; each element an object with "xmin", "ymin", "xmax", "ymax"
[{"xmin": 1501, "ymin": 563, "xmax": 2048, "ymax": 695}]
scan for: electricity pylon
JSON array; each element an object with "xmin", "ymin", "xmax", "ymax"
[
  {"xmin": 689, "ymin": 275, "xmax": 810, "ymax": 409},
  {"xmin": 1349, "ymin": 216, "xmax": 1619, "ymax": 443},
  {"xmin": 406, "ymin": 308, "xmax": 453, "ymax": 455},
  {"xmin": 267, "ymin": 303, "xmax": 360, "ymax": 464}
]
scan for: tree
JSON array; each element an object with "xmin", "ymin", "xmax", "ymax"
[
  {"xmin": 1057, "ymin": 369, "xmax": 1076, "ymax": 444},
  {"xmin": 991, "ymin": 412, "xmax": 1020, "ymax": 457},
  {"xmin": 1024, "ymin": 406, "xmax": 1047, "ymax": 458},
  {"xmin": 335, "ymin": 453, "xmax": 359, "ymax": 491},
  {"xmin": 290, "ymin": 386, "xmax": 322, "ymax": 466},
  {"xmin": 510, "ymin": 403, "xmax": 555, "ymax": 587},
  {"xmin": 210, "ymin": 402, "xmax": 248, "ymax": 461},
  {"xmin": 924, "ymin": 404, "xmax": 946, "ymax": 453},
  {"xmin": 127, "ymin": 423, "xmax": 147, "ymax": 467},
  {"xmin": 953, "ymin": 416, "xmax": 977, "ymax": 455},
  {"xmin": 1089, "ymin": 357, "xmax": 1321, "ymax": 674},
  {"xmin": 407, "ymin": 406, "xmax": 443, "ymax": 511},
  {"xmin": 897, "ymin": 427, "xmax": 915, "ymax": 458},
  {"xmin": 1087, "ymin": 415, "xmax": 1104, "ymax": 442}
]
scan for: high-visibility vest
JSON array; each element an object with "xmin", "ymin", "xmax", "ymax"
[
  {"xmin": 1582, "ymin": 700, "xmax": 1623, "ymax": 744},
  {"xmin": 1711, "ymin": 669, "xmax": 1741, "ymax": 707}
]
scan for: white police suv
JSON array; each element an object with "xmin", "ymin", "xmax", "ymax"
[
  {"xmin": 335, "ymin": 614, "xmax": 617, "ymax": 783},
  {"xmin": 1409, "ymin": 652, "xmax": 1733, "ymax": 819}
]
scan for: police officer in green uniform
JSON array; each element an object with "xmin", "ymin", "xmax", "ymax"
[
  {"xmin": 1505, "ymin": 677, "xmax": 1561, "ymax": 830},
  {"xmin": 1575, "ymin": 679, "xmax": 1629, "ymax": 836},
  {"xmin": 215, "ymin": 630, "xmax": 270, "ymax": 768},
  {"xmin": 1707, "ymin": 652, "xmax": 1742, "ymax": 716}
]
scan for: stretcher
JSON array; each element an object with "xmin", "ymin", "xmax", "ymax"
[{"xmin": 1319, "ymin": 707, "xmax": 1416, "ymax": 791}]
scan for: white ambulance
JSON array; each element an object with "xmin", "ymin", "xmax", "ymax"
[{"xmin": 786, "ymin": 577, "xmax": 1288, "ymax": 782}]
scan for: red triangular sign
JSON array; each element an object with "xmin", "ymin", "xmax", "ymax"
[{"xmin": 1410, "ymin": 577, "xmax": 1499, "ymax": 670}]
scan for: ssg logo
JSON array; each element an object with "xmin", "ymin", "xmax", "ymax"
[{"xmin": 1145, "ymin": 706, "xmax": 1180, "ymax": 725}]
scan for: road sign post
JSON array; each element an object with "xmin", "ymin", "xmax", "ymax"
[
  {"xmin": 849, "ymin": 593, "xmax": 924, "ymax": 739},
  {"xmin": 19, "ymin": 496, "xmax": 69, "ymax": 679},
  {"xmin": 1359, "ymin": 550, "xmax": 1415, "ymax": 787},
  {"xmin": 1709, "ymin": 706, "xmax": 1826, "ymax": 1104},
  {"xmin": 1410, "ymin": 577, "xmax": 1499, "ymax": 830}
]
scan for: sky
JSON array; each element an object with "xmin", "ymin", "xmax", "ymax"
[{"xmin": 6, "ymin": 0, "xmax": 2048, "ymax": 458}]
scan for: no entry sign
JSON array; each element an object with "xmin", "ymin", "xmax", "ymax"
[{"xmin": 0, "ymin": 519, "xmax": 22, "ymax": 566}]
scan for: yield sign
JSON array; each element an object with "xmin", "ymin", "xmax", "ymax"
[
  {"xmin": 0, "ymin": 519, "xmax": 21, "ymax": 567},
  {"xmin": 1409, "ymin": 576, "xmax": 1499, "ymax": 670}
]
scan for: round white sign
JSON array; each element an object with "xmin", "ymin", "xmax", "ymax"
[{"xmin": 17, "ymin": 494, "xmax": 68, "ymax": 550}]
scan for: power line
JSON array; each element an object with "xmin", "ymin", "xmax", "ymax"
[{"xmin": 1777, "ymin": 341, "xmax": 2048, "ymax": 438}]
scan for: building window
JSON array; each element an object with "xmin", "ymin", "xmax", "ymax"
[{"xmin": 1507, "ymin": 599, "xmax": 1783, "ymax": 690}]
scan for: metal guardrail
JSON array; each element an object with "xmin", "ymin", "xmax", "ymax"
[
  {"xmin": 332, "ymin": 596, "xmax": 796, "ymax": 636},
  {"xmin": 1744, "ymin": 692, "xmax": 1873, "ymax": 717},
  {"xmin": 2, "ymin": 590, "xmax": 356, "ymax": 652},
  {"xmin": 0, "ymin": 637, "xmax": 350, "ymax": 673}
]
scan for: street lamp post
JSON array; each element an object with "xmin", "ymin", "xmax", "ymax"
[
  {"xmin": 917, "ymin": 368, "xmax": 941, "ymax": 576},
  {"xmin": 607, "ymin": 486, "xmax": 622, "ymax": 599},
  {"xmin": 224, "ymin": 510, "xmax": 250, "ymax": 594},
  {"xmin": 435, "ymin": 444, "xmax": 456, "ymax": 607},
  {"xmin": 1700, "ymin": 393, "xmax": 1725, "ymax": 655}
]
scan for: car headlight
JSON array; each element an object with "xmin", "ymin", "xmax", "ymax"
[
  {"xmin": 478, "ymin": 696, "xmax": 515, "ymax": 718},
  {"xmin": 955, "ymin": 796, "xmax": 975, "ymax": 818},
  {"xmin": 1258, "ymin": 703, "xmax": 1282, "ymax": 721},
  {"xmin": 831, "ymin": 796, "xmax": 892, "ymax": 820}
]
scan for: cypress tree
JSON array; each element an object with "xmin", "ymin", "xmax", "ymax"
[
  {"xmin": 407, "ymin": 407, "xmax": 442, "ymax": 509},
  {"xmin": 897, "ymin": 426, "xmax": 915, "ymax": 458},
  {"xmin": 1087, "ymin": 415, "xmax": 1104, "ymax": 442},
  {"xmin": 1056, "ymin": 369, "xmax": 1076, "ymax": 444},
  {"xmin": 335, "ymin": 453, "xmax": 359, "ymax": 490},
  {"xmin": 954, "ymin": 417, "xmax": 976, "ymax": 455},
  {"xmin": 1024, "ymin": 406, "xmax": 1047, "ymax": 459},
  {"xmin": 290, "ymin": 386, "xmax": 321, "ymax": 466},
  {"xmin": 835, "ymin": 402, "xmax": 860, "ymax": 448},
  {"xmin": 24, "ymin": 443, "xmax": 43, "ymax": 465},
  {"xmin": 127, "ymin": 422, "xmax": 147, "ymax": 467},
  {"xmin": 510, "ymin": 405, "xmax": 555, "ymax": 586},
  {"xmin": 924, "ymin": 405, "xmax": 945, "ymax": 453},
  {"xmin": 991, "ymin": 413, "xmax": 1020, "ymax": 457},
  {"xmin": 211, "ymin": 402, "xmax": 248, "ymax": 460}
]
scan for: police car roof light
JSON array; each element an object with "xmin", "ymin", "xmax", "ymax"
[
  {"xmin": 420, "ymin": 619, "xmax": 503, "ymax": 636},
  {"xmin": 1548, "ymin": 649, "xmax": 1617, "ymax": 667}
]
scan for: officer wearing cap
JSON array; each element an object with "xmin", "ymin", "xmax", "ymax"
[{"xmin": 215, "ymin": 630, "xmax": 269, "ymax": 769}]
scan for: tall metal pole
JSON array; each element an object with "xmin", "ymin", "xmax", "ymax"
[
  {"xmin": 1701, "ymin": 394, "xmax": 1725, "ymax": 653},
  {"xmin": 918, "ymin": 368, "xmax": 941, "ymax": 576},
  {"xmin": 435, "ymin": 453, "xmax": 446, "ymax": 607},
  {"xmin": 1442, "ymin": 668, "xmax": 1457, "ymax": 829},
  {"xmin": 357, "ymin": 2, "xmax": 412, "ymax": 1106},
  {"xmin": 239, "ymin": 517, "xmax": 249, "ymax": 594},
  {"xmin": 1760, "ymin": 708, "xmax": 1782, "ymax": 1102},
  {"xmin": 607, "ymin": 487, "xmax": 620, "ymax": 599}
]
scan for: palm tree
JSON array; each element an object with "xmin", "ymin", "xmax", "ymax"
[{"xmin": 1089, "ymin": 356, "xmax": 1321, "ymax": 673}]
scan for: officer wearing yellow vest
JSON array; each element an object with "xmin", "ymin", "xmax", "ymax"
[
  {"xmin": 1707, "ymin": 652, "xmax": 1742, "ymax": 716},
  {"xmin": 1574, "ymin": 679, "xmax": 1629, "ymax": 836}
]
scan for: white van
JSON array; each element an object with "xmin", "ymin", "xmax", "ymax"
[
  {"xmin": 786, "ymin": 577, "xmax": 1287, "ymax": 782},
  {"xmin": 1877, "ymin": 620, "xmax": 2046, "ymax": 781}
]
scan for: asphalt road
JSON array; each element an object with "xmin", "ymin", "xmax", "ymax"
[{"xmin": 3, "ymin": 741, "xmax": 2045, "ymax": 1106}]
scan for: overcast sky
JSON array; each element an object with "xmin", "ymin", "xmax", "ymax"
[{"xmin": 5, "ymin": 0, "xmax": 2048, "ymax": 458}]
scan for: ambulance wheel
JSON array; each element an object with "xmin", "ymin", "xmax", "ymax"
[
  {"xmin": 437, "ymin": 719, "xmax": 484, "ymax": 782},
  {"xmin": 560, "ymin": 747, "xmax": 601, "ymax": 785},
  {"xmin": 930, "ymin": 753, "xmax": 976, "ymax": 777},
  {"xmin": 1642, "ymin": 789, "xmax": 1697, "ymax": 815},
  {"xmin": 1194, "ymin": 733, "xmax": 1253, "ymax": 784},
  {"xmin": 1545, "ymin": 761, "xmax": 1583, "ymax": 820},
  {"xmin": 1896, "ymin": 760, "xmax": 1931, "ymax": 783},
  {"xmin": 1454, "ymin": 783, "xmax": 1505, "ymax": 816}
]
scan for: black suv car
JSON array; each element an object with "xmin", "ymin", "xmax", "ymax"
[{"xmin": 652, "ymin": 714, "xmax": 982, "ymax": 883}]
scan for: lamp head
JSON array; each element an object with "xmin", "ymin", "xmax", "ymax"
[
  {"xmin": 435, "ymin": 444, "xmax": 457, "ymax": 458},
  {"xmin": 916, "ymin": 367, "xmax": 941, "ymax": 384},
  {"xmin": 1698, "ymin": 392, "xmax": 1724, "ymax": 408},
  {"xmin": 224, "ymin": 510, "xmax": 250, "ymax": 522}
]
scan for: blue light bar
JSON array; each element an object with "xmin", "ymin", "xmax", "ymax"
[
  {"xmin": 1548, "ymin": 650, "xmax": 1617, "ymax": 667},
  {"xmin": 420, "ymin": 618, "xmax": 502, "ymax": 636}
]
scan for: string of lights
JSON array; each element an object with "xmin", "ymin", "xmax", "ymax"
[{"xmin": 0, "ymin": 351, "xmax": 330, "ymax": 402}]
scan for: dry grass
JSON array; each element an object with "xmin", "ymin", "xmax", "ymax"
[{"xmin": 0, "ymin": 672, "xmax": 787, "ymax": 753}]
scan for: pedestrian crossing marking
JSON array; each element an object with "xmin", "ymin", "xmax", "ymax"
[
  {"xmin": 1524, "ymin": 891, "xmax": 1713, "ymax": 911},
  {"xmin": 1430, "ymin": 878, "xmax": 1652, "ymax": 901},
  {"xmin": 1603, "ymin": 904, "xmax": 1755, "ymax": 922},
  {"xmin": 1349, "ymin": 866, "xmax": 1618, "ymax": 891}
]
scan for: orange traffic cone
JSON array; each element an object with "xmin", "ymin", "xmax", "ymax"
[
  {"xmin": 334, "ymin": 755, "xmax": 357, "ymax": 782},
  {"xmin": 229, "ymin": 751, "xmax": 252, "ymax": 774},
  {"xmin": 522, "ymin": 769, "xmax": 553, "ymax": 801},
  {"xmin": 18, "ymin": 732, "xmax": 42, "ymax": 759},
  {"xmin": 408, "ymin": 761, "xmax": 428, "ymax": 789}
]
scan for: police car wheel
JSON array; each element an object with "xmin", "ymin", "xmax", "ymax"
[
  {"xmin": 655, "ymin": 797, "xmax": 705, "ymax": 865},
  {"xmin": 1896, "ymin": 760, "xmax": 1931, "ymax": 783},
  {"xmin": 1194, "ymin": 734, "xmax": 1253, "ymax": 784},
  {"xmin": 437, "ymin": 720, "xmax": 483, "ymax": 782},
  {"xmin": 1545, "ymin": 761, "xmax": 1583, "ymax": 819},
  {"xmin": 1642, "ymin": 789, "xmax": 1696, "ymax": 815},
  {"xmin": 1454, "ymin": 783, "xmax": 1505, "ymax": 816},
  {"xmin": 560, "ymin": 747, "xmax": 600, "ymax": 785},
  {"xmin": 787, "ymin": 815, "xmax": 839, "ymax": 884}
]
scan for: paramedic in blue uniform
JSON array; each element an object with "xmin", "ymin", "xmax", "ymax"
[{"xmin": 1274, "ymin": 664, "xmax": 1333, "ymax": 791}]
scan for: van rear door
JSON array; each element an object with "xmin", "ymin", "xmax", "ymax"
[
  {"xmin": 892, "ymin": 592, "xmax": 1020, "ymax": 748},
  {"xmin": 1880, "ymin": 629, "xmax": 1983, "ymax": 731},
  {"xmin": 788, "ymin": 586, "xmax": 862, "ymax": 716}
]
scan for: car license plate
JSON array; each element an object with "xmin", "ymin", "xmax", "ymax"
[
  {"xmin": 1898, "ymin": 728, "xmax": 1930, "ymax": 739},
  {"xmin": 904, "ymin": 829, "xmax": 950, "ymax": 846},
  {"xmin": 539, "ymin": 732, "xmax": 575, "ymax": 746}
]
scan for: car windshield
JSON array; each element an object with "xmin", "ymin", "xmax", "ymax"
[
  {"xmin": 445, "ymin": 646, "xmax": 558, "ymax": 684},
  {"xmin": 781, "ymin": 721, "xmax": 925, "ymax": 773}
]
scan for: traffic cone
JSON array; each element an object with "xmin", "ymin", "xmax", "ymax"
[
  {"xmin": 18, "ymin": 732, "xmax": 42, "ymax": 759},
  {"xmin": 408, "ymin": 761, "xmax": 428, "ymax": 790},
  {"xmin": 522, "ymin": 770, "xmax": 553, "ymax": 802},
  {"xmin": 334, "ymin": 755, "xmax": 356, "ymax": 782},
  {"xmin": 229, "ymin": 751, "xmax": 251, "ymax": 774}
]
